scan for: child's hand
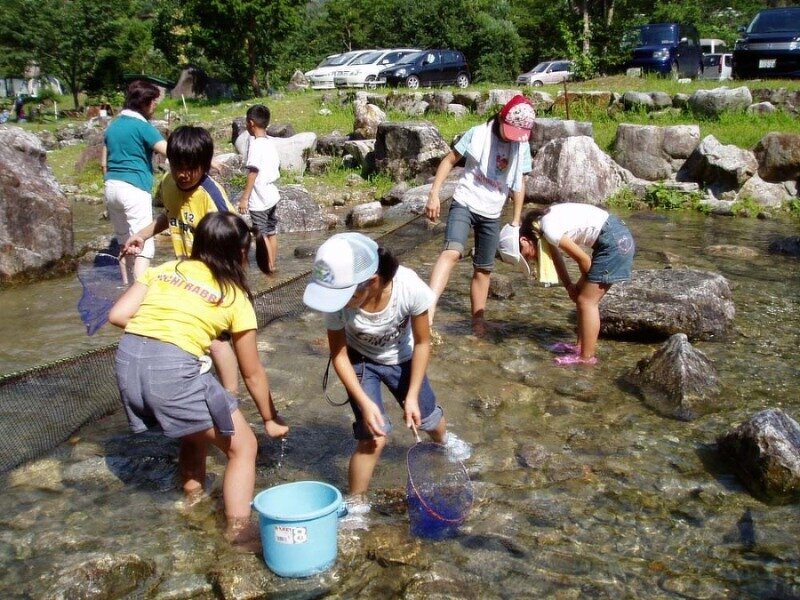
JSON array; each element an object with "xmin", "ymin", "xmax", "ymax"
[
  {"xmin": 404, "ymin": 396, "xmax": 421, "ymax": 429},
  {"xmin": 425, "ymin": 195, "xmax": 441, "ymax": 222},
  {"xmin": 237, "ymin": 200, "xmax": 248, "ymax": 215},
  {"xmin": 122, "ymin": 236, "xmax": 144, "ymax": 256},
  {"xmin": 264, "ymin": 415, "xmax": 289, "ymax": 438},
  {"xmin": 362, "ymin": 403, "xmax": 386, "ymax": 438}
]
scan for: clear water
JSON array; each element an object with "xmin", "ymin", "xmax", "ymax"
[{"xmin": 1, "ymin": 208, "xmax": 799, "ymax": 598}]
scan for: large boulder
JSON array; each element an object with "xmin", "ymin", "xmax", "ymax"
[
  {"xmin": 525, "ymin": 136, "xmax": 631, "ymax": 205},
  {"xmin": 688, "ymin": 86, "xmax": 753, "ymax": 117},
  {"xmin": 625, "ymin": 333, "xmax": 719, "ymax": 421},
  {"xmin": 717, "ymin": 409, "xmax": 800, "ymax": 504},
  {"xmin": 373, "ymin": 121, "xmax": 450, "ymax": 182},
  {"xmin": 0, "ymin": 127, "xmax": 73, "ymax": 279},
  {"xmin": 276, "ymin": 185, "xmax": 328, "ymax": 232},
  {"xmin": 529, "ymin": 118, "xmax": 593, "ymax": 156},
  {"xmin": 352, "ymin": 100, "xmax": 386, "ymax": 140},
  {"xmin": 384, "ymin": 177, "xmax": 459, "ymax": 219},
  {"xmin": 752, "ymin": 132, "xmax": 800, "ymax": 182},
  {"xmin": 677, "ymin": 134, "xmax": 758, "ymax": 196},
  {"xmin": 272, "ymin": 132, "xmax": 318, "ymax": 174},
  {"xmin": 613, "ymin": 123, "xmax": 700, "ymax": 181},
  {"xmin": 734, "ymin": 174, "xmax": 794, "ymax": 208},
  {"xmin": 599, "ymin": 269, "xmax": 735, "ymax": 341}
]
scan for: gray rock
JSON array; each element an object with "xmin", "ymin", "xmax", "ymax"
[
  {"xmin": 717, "ymin": 408, "xmax": 800, "ymax": 504},
  {"xmin": 626, "ymin": 333, "xmax": 719, "ymax": 421},
  {"xmin": 525, "ymin": 136, "xmax": 632, "ymax": 205},
  {"xmin": 423, "ymin": 91, "xmax": 454, "ymax": 113},
  {"xmin": 688, "ymin": 86, "xmax": 753, "ymax": 117},
  {"xmin": 276, "ymin": 185, "xmax": 328, "ymax": 232},
  {"xmin": 352, "ymin": 101, "xmax": 386, "ymax": 140},
  {"xmin": 316, "ymin": 132, "xmax": 350, "ymax": 157},
  {"xmin": 735, "ymin": 173, "xmax": 793, "ymax": 208},
  {"xmin": 380, "ymin": 182, "xmax": 410, "ymax": 206},
  {"xmin": 346, "ymin": 201, "xmax": 384, "ymax": 228},
  {"xmin": 600, "ymin": 269, "xmax": 735, "ymax": 341},
  {"xmin": 622, "ymin": 91, "xmax": 655, "ymax": 111},
  {"xmin": 677, "ymin": 134, "xmax": 758, "ymax": 196},
  {"xmin": 748, "ymin": 101, "xmax": 776, "ymax": 115},
  {"xmin": 306, "ymin": 156, "xmax": 334, "ymax": 175},
  {"xmin": 529, "ymin": 118, "xmax": 593, "ymax": 156},
  {"xmin": 476, "ymin": 89, "xmax": 519, "ymax": 115},
  {"xmin": 44, "ymin": 552, "xmax": 155, "ymax": 600},
  {"xmin": 613, "ymin": 124, "xmax": 700, "ymax": 181},
  {"xmin": 384, "ymin": 178, "xmax": 459, "ymax": 219},
  {"xmin": 753, "ymin": 132, "xmax": 800, "ymax": 182},
  {"xmin": 385, "ymin": 92, "xmax": 425, "ymax": 113},
  {"xmin": 446, "ymin": 103, "xmax": 469, "ymax": 117},
  {"xmin": 342, "ymin": 139, "xmax": 375, "ymax": 172},
  {"xmin": 488, "ymin": 272, "xmax": 514, "ymax": 299},
  {"xmin": 767, "ymin": 236, "xmax": 800, "ymax": 257},
  {"xmin": 373, "ymin": 121, "xmax": 450, "ymax": 182},
  {"xmin": 0, "ymin": 127, "xmax": 73, "ymax": 279},
  {"xmin": 272, "ymin": 132, "xmax": 317, "ymax": 174},
  {"xmin": 452, "ymin": 91, "xmax": 482, "ymax": 110}
]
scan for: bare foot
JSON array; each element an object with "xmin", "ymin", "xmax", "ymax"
[{"xmin": 225, "ymin": 517, "xmax": 262, "ymax": 553}]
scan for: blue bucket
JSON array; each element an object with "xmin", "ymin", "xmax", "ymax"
[{"xmin": 252, "ymin": 481, "xmax": 343, "ymax": 577}]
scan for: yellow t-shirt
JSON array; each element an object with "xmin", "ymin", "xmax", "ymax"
[
  {"xmin": 125, "ymin": 260, "xmax": 257, "ymax": 357},
  {"xmin": 157, "ymin": 173, "xmax": 235, "ymax": 258}
]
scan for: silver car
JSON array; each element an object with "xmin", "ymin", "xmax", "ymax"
[{"xmin": 517, "ymin": 60, "xmax": 573, "ymax": 86}]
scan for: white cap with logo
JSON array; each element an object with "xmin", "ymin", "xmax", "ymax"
[{"xmin": 303, "ymin": 232, "xmax": 379, "ymax": 312}]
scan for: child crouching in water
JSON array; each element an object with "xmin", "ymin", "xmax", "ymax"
[
  {"xmin": 302, "ymin": 233, "xmax": 468, "ymax": 499},
  {"xmin": 109, "ymin": 212, "xmax": 288, "ymax": 546}
]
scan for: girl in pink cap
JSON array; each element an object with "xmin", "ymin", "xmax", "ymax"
[{"xmin": 425, "ymin": 94, "xmax": 535, "ymax": 335}]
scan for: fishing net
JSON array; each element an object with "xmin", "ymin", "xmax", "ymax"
[
  {"xmin": 0, "ymin": 209, "xmax": 448, "ymax": 475},
  {"xmin": 406, "ymin": 435, "xmax": 473, "ymax": 539},
  {"xmin": 77, "ymin": 253, "xmax": 126, "ymax": 335}
]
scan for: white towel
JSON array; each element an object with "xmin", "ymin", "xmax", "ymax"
[{"xmin": 466, "ymin": 122, "xmax": 526, "ymax": 190}]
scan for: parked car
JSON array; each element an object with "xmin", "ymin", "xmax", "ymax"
[
  {"xmin": 304, "ymin": 50, "xmax": 374, "ymax": 89},
  {"xmin": 626, "ymin": 22, "xmax": 703, "ymax": 78},
  {"xmin": 732, "ymin": 6, "xmax": 800, "ymax": 79},
  {"xmin": 333, "ymin": 48, "xmax": 420, "ymax": 89},
  {"xmin": 700, "ymin": 53, "xmax": 733, "ymax": 80},
  {"xmin": 516, "ymin": 60, "xmax": 573, "ymax": 86},
  {"xmin": 378, "ymin": 50, "xmax": 470, "ymax": 89}
]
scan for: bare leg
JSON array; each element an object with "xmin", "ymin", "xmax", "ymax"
[
  {"xmin": 426, "ymin": 415, "xmax": 446, "ymax": 444},
  {"xmin": 575, "ymin": 282, "xmax": 611, "ymax": 359},
  {"xmin": 470, "ymin": 268, "xmax": 491, "ymax": 333},
  {"xmin": 427, "ymin": 249, "xmax": 461, "ymax": 325},
  {"xmin": 210, "ymin": 338, "xmax": 239, "ymax": 394},
  {"xmin": 179, "ymin": 435, "xmax": 208, "ymax": 498},
  {"xmin": 348, "ymin": 437, "xmax": 387, "ymax": 495},
  {"xmin": 266, "ymin": 234, "xmax": 277, "ymax": 273}
]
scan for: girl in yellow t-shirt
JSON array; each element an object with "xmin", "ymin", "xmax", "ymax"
[{"xmin": 109, "ymin": 212, "xmax": 288, "ymax": 547}]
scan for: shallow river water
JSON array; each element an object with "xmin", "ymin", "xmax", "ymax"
[{"xmin": 1, "ymin": 207, "xmax": 799, "ymax": 598}]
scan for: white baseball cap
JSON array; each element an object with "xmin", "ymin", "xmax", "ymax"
[
  {"xmin": 303, "ymin": 232, "xmax": 379, "ymax": 312},
  {"xmin": 497, "ymin": 224, "xmax": 531, "ymax": 275}
]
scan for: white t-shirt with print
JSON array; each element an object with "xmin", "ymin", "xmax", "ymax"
[
  {"xmin": 541, "ymin": 203, "xmax": 610, "ymax": 247},
  {"xmin": 245, "ymin": 136, "xmax": 280, "ymax": 211},
  {"xmin": 324, "ymin": 266, "xmax": 435, "ymax": 365},
  {"xmin": 451, "ymin": 124, "xmax": 532, "ymax": 219}
]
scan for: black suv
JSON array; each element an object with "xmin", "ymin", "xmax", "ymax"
[
  {"xmin": 378, "ymin": 50, "xmax": 470, "ymax": 89},
  {"xmin": 733, "ymin": 7, "xmax": 800, "ymax": 79}
]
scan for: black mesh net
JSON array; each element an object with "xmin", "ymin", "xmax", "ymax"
[{"xmin": 0, "ymin": 212, "xmax": 443, "ymax": 474}]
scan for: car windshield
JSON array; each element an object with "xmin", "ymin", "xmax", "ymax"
[
  {"xmin": 328, "ymin": 52, "xmax": 363, "ymax": 67},
  {"xmin": 317, "ymin": 55, "xmax": 340, "ymax": 68},
  {"xmin": 631, "ymin": 24, "xmax": 678, "ymax": 46},
  {"xmin": 395, "ymin": 51, "xmax": 425, "ymax": 65},
  {"xmin": 351, "ymin": 51, "xmax": 383, "ymax": 65},
  {"xmin": 748, "ymin": 9, "xmax": 800, "ymax": 33},
  {"xmin": 529, "ymin": 62, "xmax": 552, "ymax": 73}
]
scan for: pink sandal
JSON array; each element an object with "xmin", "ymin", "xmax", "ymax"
[
  {"xmin": 547, "ymin": 342, "xmax": 580, "ymax": 354},
  {"xmin": 554, "ymin": 354, "xmax": 598, "ymax": 366}
]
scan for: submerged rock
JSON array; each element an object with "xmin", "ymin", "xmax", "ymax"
[
  {"xmin": 717, "ymin": 408, "xmax": 800, "ymax": 504},
  {"xmin": 43, "ymin": 553, "xmax": 155, "ymax": 599},
  {"xmin": 625, "ymin": 333, "xmax": 719, "ymax": 421},
  {"xmin": 600, "ymin": 269, "xmax": 735, "ymax": 341}
]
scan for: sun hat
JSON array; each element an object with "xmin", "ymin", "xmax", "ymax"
[
  {"xmin": 303, "ymin": 233, "xmax": 379, "ymax": 312},
  {"xmin": 498, "ymin": 95, "xmax": 536, "ymax": 142},
  {"xmin": 497, "ymin": 224, "xmax": 531, "ymax": 275}
]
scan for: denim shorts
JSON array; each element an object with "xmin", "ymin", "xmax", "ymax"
[
  {"xmin": 115, "ymin": 334, "xmax": 239, "ymax": 438},
  {"xmin": 443, "ymin": 202, "xmax": 500, "ymax": 271},
  {"xmin": 250, "ymin": 206, "xmax": 278, "ymax": 236},
  {"xmin": 587, "ymin": 215, "xmax": 635, "ymax": 284},
  {"xmin": 347, "ymin": 350, "xmax": 443, "ymax": 440}
]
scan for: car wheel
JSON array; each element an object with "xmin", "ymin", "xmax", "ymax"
[
  {"xmin": 406, "ymin": 75, "xmax": 420, "ymax": 89},
  {"xmin": 455, "ymin": 73, "xmax": 470, "ymax": 88},
  {"xmin": 365, "ymin": 75, "xmax": 377, "ymax": 90},
  {"xmin": 533, "ymin": 80, "xmax": 543, "ymax": 87}
]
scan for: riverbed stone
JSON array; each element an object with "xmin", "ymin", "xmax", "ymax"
[
  {"xmin": 0, "ymin": 126, "xmax": 74, "ymax": 280},
  {"xmin": 599, "ymin": 269, "xmax": 735, "ymax": 341},
  {"xmin": 752, "ymin": 132, "xmax": 800, "ymax": 182},
  {"xmin": 276, "ymin": 184, "xmax": 328, "ymax": 232},
  {"xmin": 717, "ymin": 408, "xmax": 800, "ymax": 504},
  {"xmin": 373, "ymin": 121, "xmax": 450, "ymax": 182},
  {"xmin": 626, "ymin": 333, "xmax": 719, "ymax": 421},
  {"xmin": 767, "ymin": 236, "xmax": 800, "ymax": 256},
  {"xmin": 346, "ymin": 201, "xmax": 383, "ymax": 228},
  {"xmin": 488, "ymin": 272, "xmax": 514, "ymax": 299},
  {"xmin": 43, "ymin": 552, "xmax": 156, "ymax": 600}
]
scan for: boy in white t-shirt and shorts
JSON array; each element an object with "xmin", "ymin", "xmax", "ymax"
[{"xmin": 238, "ymin": 104, "xmax": 281, "ymax": 273}]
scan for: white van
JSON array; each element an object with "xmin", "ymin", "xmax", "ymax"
[{"xmin": 700, "ymin": 38, "xmax": 726, "ymax": 55}]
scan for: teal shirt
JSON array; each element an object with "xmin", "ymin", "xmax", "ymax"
[{"xmin": 104, "ymin": 115, "xmax": 164, "ymax": 192}]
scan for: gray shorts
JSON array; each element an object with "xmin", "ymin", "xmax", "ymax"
[
  {"xmin": 443, "ymin": 201, "xmax": 500, "ymax": 271},
  {"xmin": 250, "ymin": 206, "xmax": 278, "ymax": 236},
  {"xmin": 115, "ymin": 334, "xmax": 239, "ymax": 438}
]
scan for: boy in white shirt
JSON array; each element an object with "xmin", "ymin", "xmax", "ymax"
[{"xmin": 238, "ymin": 104, "xmax": 281, "ymax": 273}]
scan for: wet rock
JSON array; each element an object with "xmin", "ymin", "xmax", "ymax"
[
  {"xmin": 346, "ymin": 201, "xmax": 383, "ymax": 228},
  {"xmin": 0, "ymin": 127, "xmax": 73, "ymax": 279},
  {"xmin": 704, "ymin": 244, "xmax": 759, "ymax": 258},
  {"xmin": 404, "ymin": 574, "xmax": 489, "ymax": 599},
  {"xmin": 488, "ymin": 273, "xmax": 514, "ymax": 299},
  {"xmin": 625, "ymin": 333, "xmax": 719, "ymax": 421},
  {"xmin": 516, "ymin": 443, "xmax": 550, "ymax": 468},
  {"xmin": 8, "ymin": 457, "xmax": 64, "ymax": 491},
  {"xmin": 154, "ymin": 574, "xmax": 215, "ymax": 599},
  {"xmin": 380, "ymin": 182, "xmax": 410, "ymax": 206},
  {"xmin": 364, "ymin": 524, "xmax": 423, "ymax": 566},
  {"xmin": 293, "ymin": 245, "xmax": 316, "ymax": 258},
  {"xmin": 767, "ymin": 236, "xmax": 800, "ymax": 257},
  {"xmin": 599, "ymin": 269, "xmax": 735, "ymax": 341},
  {"xmin": 43, "ymin": 552, "xmax": 156, "ymax": 600},
  {"xmin": 209, "ymin": 555, "xmax": 271, "ymax": 599},
  {"xmin": 717, "ymin": 408, "xmax": 800, "ymax": 504}
]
